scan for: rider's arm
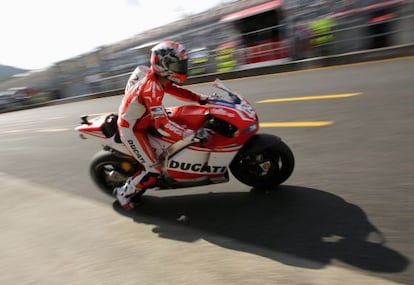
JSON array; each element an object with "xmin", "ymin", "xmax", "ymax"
[
  {"xmin": 164, "ymin": 81, "xmax": 202, "ymax": 102},
  {"xmin": 140, "ymin": 80, "xmax": 188, "ymax": 141}
]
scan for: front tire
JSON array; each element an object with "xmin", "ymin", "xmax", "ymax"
[
  {"xmin": 89, "ymin": 150, "xmax": 142, "ymax": 196},
  {"xmin": 230, "ymin": 139, "xmax": 294, "ymax": 190}
]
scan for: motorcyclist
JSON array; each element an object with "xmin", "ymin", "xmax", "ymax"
[{"xmin": 114, "ymin": 40, "xmax": 209, "ymax": 210}]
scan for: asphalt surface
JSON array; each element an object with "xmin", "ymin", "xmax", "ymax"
[{"xmin": 0, "ymin": 56, "xmax": 413, "ymax": 284}]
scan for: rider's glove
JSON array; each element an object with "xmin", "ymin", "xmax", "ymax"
[
  {"xmin": 192, "ymin": 128, "xmax": 212, "ymax": 143},
  {"xmin": 198, "ymin": 95, "xmax": 210, "ymax": 105},
  {"xmin": 182, "ymin": 129, "xmax": 195, "ymax": 142},
  {"xmin": 182, "ymin": 128, "xmax": 212, "ymax": 143}
]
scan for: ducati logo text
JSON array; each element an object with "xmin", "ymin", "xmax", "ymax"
[
  {"xmin": 127, "ymin": 140, "xmax": 146, "ymax": 164},
  {"xmin": 169, "ymin": 160, "xmax": 226, "ymax": 173}
]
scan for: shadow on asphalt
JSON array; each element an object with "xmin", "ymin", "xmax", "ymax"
[{"xmin": 113, "ymin": 185, "xmax": 409, "ymax": 273}]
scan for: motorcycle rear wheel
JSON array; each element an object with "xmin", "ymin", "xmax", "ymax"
[
  {"xmin": 230, "ymin": 139, "xmax": 294, "ymax": 190},
  {"xmin": 89, "ymin": 150, "xmax": 142, "ymax": 196}
]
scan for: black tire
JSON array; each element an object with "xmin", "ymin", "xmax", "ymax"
[
  {"xmin": 89, "ymin": 150, "xmax": 141, "ymax": 196},
  {"xmin": 230, "ymin": 139, "xmax": 295, "ymax": 190}
]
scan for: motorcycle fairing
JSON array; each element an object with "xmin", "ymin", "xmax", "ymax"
[{"xmin": 150, "ymin": 134, "xmax": 239, "ymax": 183}]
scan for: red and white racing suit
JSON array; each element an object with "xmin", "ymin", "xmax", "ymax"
[{"xmin": 117, "ymin": 65, "xmax": 202, "ymax": 190}]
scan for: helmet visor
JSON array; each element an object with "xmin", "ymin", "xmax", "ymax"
[{"xmin": 169, "ymin": 59, "xmax": 188, "ymax": 75}]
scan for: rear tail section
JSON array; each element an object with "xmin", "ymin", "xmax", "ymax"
[{"xmin": 76, "ymin": 113, "xmax": 120, "ymax": 141}]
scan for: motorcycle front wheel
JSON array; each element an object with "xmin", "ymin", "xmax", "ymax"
[
  {"xmin": 89, "ymin": 150, "xmax": 142, "ymax": 196},
  {"xmin": 229, "ymin": 139, "xmax": 294, "ymax": 190}
]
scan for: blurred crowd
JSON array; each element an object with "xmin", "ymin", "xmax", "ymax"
[{"xmin": 0, "ymin": 0, "xmax": 412, "ymax": 109}]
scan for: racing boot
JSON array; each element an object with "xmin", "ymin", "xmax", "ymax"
[
  {"xmin": 114, "ymin": 167, "xmax": 160, "ymax": 210},
  {"xmin": 113, "ymin": 178, "xmax": 137, "ymax": 210}
]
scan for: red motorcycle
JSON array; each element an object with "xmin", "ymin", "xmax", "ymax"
[{"xmin": 75, "ymin": 79, "xmax": 294, "ymax": 197}]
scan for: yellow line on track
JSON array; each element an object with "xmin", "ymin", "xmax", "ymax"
[
  {"xmin": 260, "ymin": 121, "xmax": 334, "ymax": 128},
  {"xmin": 257, "ymin": 92, "xmax": 362, "ymax": 104},
  {"xmin": 37, "ymin": 128, "xmax": 72, "ymax": 133},
  {"xmin": 3, "ymin": 129, "xmax": 28, "ymax": 133}
]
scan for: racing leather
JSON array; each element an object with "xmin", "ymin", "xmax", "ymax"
[{"xmin": 117, "ymin": 65, "xmax": 202, "ymax": 189}]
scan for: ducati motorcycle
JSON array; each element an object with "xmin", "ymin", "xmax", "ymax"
[{"xmin": 75, "ymin": 79, "xmax": 295, "ymax": 198}]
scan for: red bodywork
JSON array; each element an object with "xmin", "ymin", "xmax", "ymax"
[{"xmin": 76, "ymin": 102, "xmax": 258, "ymax": 152}]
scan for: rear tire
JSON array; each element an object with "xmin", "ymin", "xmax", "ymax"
[
  {"xmin": 89, "ymin": 150, "xmax": 141, "ymax": 196},
  {"xmin": 230, "ymin": 139, "xmax": 294, "ymax": 190}
]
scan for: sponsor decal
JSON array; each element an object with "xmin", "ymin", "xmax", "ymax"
[
  {"xmin": 240, "ymin": 103, "xmax": 256, "ymax": 119},
  {"xmin": 164, "ymin": 122, "xmax": 183, "ymax": 136},
  {"xmin": 243, "ymin": 123, "xmax": 258, "ymax": 134},
  {"xmin": 169, "ymin": 160, "xmax": 226, "ymax": 173},
  {"xmin": 127, "ymin": 140, "xmax": 146, "ymax": 164},
  {"xmin": 150, "ymin": 106, "xmax": 164, "ymax": 118},
  {"xmin": 212, "ymin": 100, "xmax": 235, "ymax": 108}
]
